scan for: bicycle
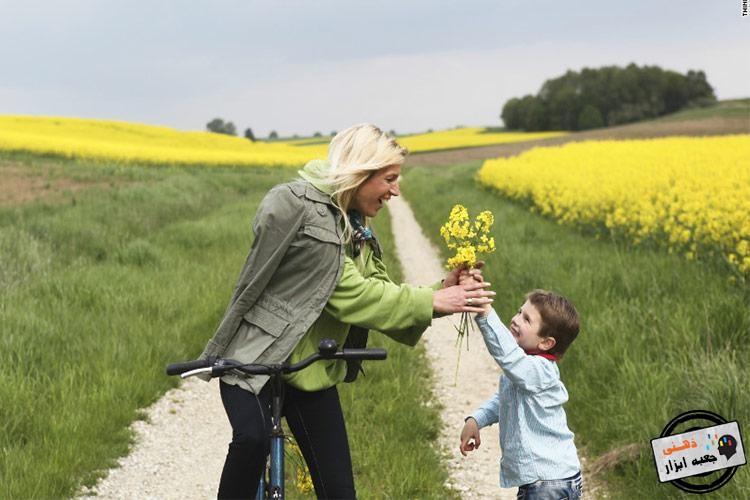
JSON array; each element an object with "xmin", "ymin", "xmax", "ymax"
[{"xmin": 166, "ymin": 339, "xmax": 387, "ymax": 499}]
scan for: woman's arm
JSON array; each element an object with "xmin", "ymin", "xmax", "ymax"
[
  {"xmin": 325, "ymin": 257, "xmax": 493, "ymax": 335},
  {"xmin": 324, "ymin": 257, "xmax": 434, "ymax": 334}
]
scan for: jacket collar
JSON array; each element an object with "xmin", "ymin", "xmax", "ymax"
[{"xmin": 305, "ymin": 182, "xmax": 337, "ymax": 206}]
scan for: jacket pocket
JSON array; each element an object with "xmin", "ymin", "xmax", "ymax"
[
  {"xmin": 243, "ymin": 305, "xmax": 290, "ymax": 338},
  {"xmin": 302, "ymin": 224, "xmax": 341, "ymax": 245},
  {"xmin": 228, "ymin": 305, "xmax": 291, "ymax": 363}
]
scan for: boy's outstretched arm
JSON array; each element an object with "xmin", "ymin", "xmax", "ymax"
[{"xmin": 459, "ymin": 417, "xmax": 481, "ymax": 456}]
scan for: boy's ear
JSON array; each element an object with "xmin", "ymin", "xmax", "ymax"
[{"xmin": 539, "ymin": 336, "xmax": 556, "ymax": 352}]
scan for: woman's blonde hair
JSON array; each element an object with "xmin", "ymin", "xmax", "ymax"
[{"xmin": 327, "ymin": 123, "xmax": 408, "ymax": 241}]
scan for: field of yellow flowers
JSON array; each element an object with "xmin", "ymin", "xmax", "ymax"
[
  {"xmin": 477, "ymin": 135, "xmax": 750, "ymax": 277},
  {"xmin": 289, "ymin": 127, "xmax": 567, "ymax": 152},
  {"xmin": 0, "ymin": 117, "xmax": 566, "ymax": 167},
  {"xmin": 400, "ymin": 127, "xmax": 566, "ymax": 152},
  {"xmin": 0, "ymin": 116, "xmax": 320, "ymax": 167}
]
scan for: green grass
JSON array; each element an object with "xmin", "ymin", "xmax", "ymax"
[
  {"xmin": 401, "ymin": 162, "xmax": 750, "ymax": 499},
  {"xmin": 0, "ymin": 156, "xmax": 453, "ymax": 499},
  {"xmin": 657, "ymin": 98, "xmax": 750, "ymax": 121}
]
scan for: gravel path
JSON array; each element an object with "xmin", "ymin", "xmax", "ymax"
[
  {"xmin": 77, "ymin": 378, "xmax": 228, "ymax": 498},
  {"xmin": 78, "ymin": 195, "xmax": 515, "ymax": 499}
]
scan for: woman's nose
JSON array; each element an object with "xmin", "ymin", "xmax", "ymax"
[{"xmin": 390, "ymin": 182, "xmax": 400, "ymax": 196}]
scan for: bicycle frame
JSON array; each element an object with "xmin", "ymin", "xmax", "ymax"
[{"xmin": 258, "ymin": 372, "xmax": 286, "ymax": 500}]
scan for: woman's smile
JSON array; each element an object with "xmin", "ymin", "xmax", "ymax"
[{"xmin": 352, "ymin": 164, "xmax": 402, "ymax": 217}]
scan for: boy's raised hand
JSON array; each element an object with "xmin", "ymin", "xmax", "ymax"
[
  {"xmin": 458, "ymin": 270, "xmax": 492, "ymax": 315},
  {"xmin": 458, "ymin": 270, "xmax": 482, "ymax": 286},
  {"xmin": 459, "ymin": 417, "xmax": 481, "ymax": 456},
  {"xmin": 443, "ymin": 261, "xmax": 486, "ymax": 288}
]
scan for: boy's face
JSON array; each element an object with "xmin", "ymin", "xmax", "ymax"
[{"xmin": 509, "ymin": 300, "xmax": 555, "ymax": 353}]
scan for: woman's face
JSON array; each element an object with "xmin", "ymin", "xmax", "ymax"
[{"xmin": 351, "ymin": 164, "xmax": 401, "ymax": 217}]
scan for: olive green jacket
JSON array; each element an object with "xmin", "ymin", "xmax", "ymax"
[
  {"xmin": 199, "ymin": 179, "xmax": 343, "ymax": 369},
  {"xmin": 199, "ymin": 175, "xmax": 434, "ymax": 392}
]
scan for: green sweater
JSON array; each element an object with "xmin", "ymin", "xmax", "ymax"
[{"xmin": 284, "ymin": 241, "xmax": 435, "ymax": 391}]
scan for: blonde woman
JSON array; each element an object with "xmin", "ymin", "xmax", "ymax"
[{"xmin": 201, "ymin": 124, "xmax": 494, "ymax": 499}]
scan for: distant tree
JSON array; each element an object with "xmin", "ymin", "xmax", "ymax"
[
  {"xmin": 516, "ymin": 95, "xmax": 546, "ymax": 131},
  {"xmin": 244, "ymin": 128, "xmax": 255, "ymax": 142},
  {"xmin": 685, "ymin": 70, "xmax": 717, "ymax": 107},
  {"xmin": 313, "ymin": 131, "xmax": 322, "ymax": 137},
  {"xmin": 388, "ymin": 129, "xmax": 397, "ymax": 136},
  {"xmin": 500, "ymin": 64, "xmax": 717, "ymax": 131},
  {"xmin": 223, "ymin": 121, "xmax": 237, "ymax": 136},
  {"xmin": 268, "ymin": 130, "xmax": 278, "ymax": 140},
  {"xmin": 330, "ymin": 131, "xmax": 337, "ymax": 136},
  {"xmin": 206, "ymin": 118, "xmax": 237, "ymax": 136},
  {"xmin": 577, "ymin": 104, "xmax": 605, "ymax": 130},
  {"xmin": 663, "ymin": 71, "xmax": 689, "ymax": 114},
  {"xmin": 501, "ymin": 97, "xmax": 522, "ymax": 129},
  {"xmin": 206, "ymin": 118, "xmax": 226, "ymax": 134}
]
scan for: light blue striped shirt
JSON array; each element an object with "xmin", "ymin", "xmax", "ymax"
[{"xmin": 471, "ymin": 309, "xmax": 580, "ymax": 488}]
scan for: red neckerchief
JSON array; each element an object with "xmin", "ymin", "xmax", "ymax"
[{"xmin": 524, "ymin": 349, "xmax": 560, "ymax": 361}]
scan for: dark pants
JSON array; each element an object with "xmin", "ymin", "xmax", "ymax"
[{"xmin": 218, "ymin": 380, "xmax": 356, "ymax": 499}]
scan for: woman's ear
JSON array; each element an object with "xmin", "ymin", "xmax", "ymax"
[{"xmin": 538, "ymin": 336, "xmax": 556, "ymax": 352}]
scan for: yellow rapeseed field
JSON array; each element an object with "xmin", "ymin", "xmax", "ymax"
[
  {"xmin": 399, "ymin": 127, "xmax": 566, "ymax": 152},
  {"xmin": 477, "ymin": 135, "xmax": 750, "ymax": 277},
  {"xmin": 0, "ymin": 117, "xmax": 566, "ymax": 167},
  {"xmin": 0, "ymin": 116, "xmax": 324, "ymax": 167},
  {"xmin": 289, "ymin": 127, "xmax": 567, "ymax": 153}
]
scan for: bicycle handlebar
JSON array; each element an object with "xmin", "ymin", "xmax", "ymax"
[{"xmin": 165, "ymin": 340, "xmax": 387, "ymax": 379}]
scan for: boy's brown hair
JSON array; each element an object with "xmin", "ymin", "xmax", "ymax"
[{"xmin": 526, "ymin": 289, "xmax": 580, "ymax": 357}]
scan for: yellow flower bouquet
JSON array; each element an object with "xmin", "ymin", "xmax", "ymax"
[{"xmin": 439, "ymin": 204, "xmax": 496, "ymax": 379}]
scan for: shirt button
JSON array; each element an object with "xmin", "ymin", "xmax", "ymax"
[{"xmin": 317, "ymin": 204, "xmax": 327, "ymax": 216}]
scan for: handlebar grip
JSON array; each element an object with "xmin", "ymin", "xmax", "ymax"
[
  {"xmin": 341, "ymin": 348, "xmax": 387, "ymax": 360},
  {"xmin": 166, "ymin": 358, "xmax": 213, "ymax": 376}
]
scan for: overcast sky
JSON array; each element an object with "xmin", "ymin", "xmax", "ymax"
[{"xmin": 1, "ymin": 1, "xmax": 748, "ymax": 137}]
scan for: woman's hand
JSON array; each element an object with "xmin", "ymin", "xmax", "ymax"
[
  {"xmin": 459, "ymin": 417, "xmax": 481, "ymax": 456},
  {"xmin": 433, "ymin": 280, "xmax": 494, "ymax": 315},
  {"xmin": 442, "ymin": 261, "xmax": 485, "ymax": 288}
]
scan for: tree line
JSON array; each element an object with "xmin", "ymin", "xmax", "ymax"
[
  {"xmin": 206, "ymin": 118, "xmax": 339, "ymax": 142},
  {"xmin": 501, "ymin": 63, "xmax": 717, "ymax": 131},
  {"xmin": 205, "ymin": 118, "xmax": 258, "ymax": 141}
]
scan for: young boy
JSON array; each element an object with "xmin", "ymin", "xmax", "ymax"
[{"xmin": 459, "ymin": 287, "xmax": 583, "ymax": 499}]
